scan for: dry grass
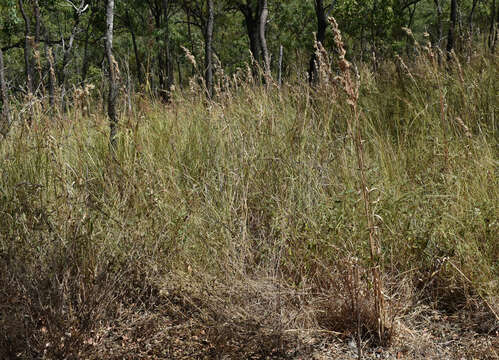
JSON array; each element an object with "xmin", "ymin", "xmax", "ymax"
[{"xmin": 0, "ymin": 42, "xmax": 498, "ymax": 358}]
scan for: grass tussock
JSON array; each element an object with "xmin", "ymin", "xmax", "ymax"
[{"xmin": 0, "ymin": 47, "xmax": 498, "ymax": 358}]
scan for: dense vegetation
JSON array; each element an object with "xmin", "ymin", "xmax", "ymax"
[
  {"xmin": 0, "ymin": 0, "xmax": 497, "ymax": 101},
  {"xmin": 0, "ymin": 0, "xmax": 498, "ymax": 359}
]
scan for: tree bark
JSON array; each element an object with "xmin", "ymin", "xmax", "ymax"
[
  {"xmin": 308, "ymin": 0, "xmax": 328, "ymax": 83},
  {"xmin": 447, "ymin": 0, "xmax": 458, "ymax": 59},
  {"xmin": 162, "ymin": 0, "xmax": 174, "ymax": 101},
  {"xmin": 239, "ymin": 2, "xmax": 261, "ymax": 62},
  {"xmin": 34, "ymin": 0, "xmax": 41, "ymax": 44},
  {"xmin": 205, "ymin": 0, "xmax": 214, "ymax": 98},
  {"xmin": 106, "ymin": 0, "xmax": 118, "ymax": 149},
  {"xmin": 0, "ymin": 49, "xmax": 11, "ymax": 138},
  {"xmin": 259, "ymin": 0, "xmax": 271, "ymax": 79},
  {"xmin": 18, "ymin": 0, "xmax": 33, "ymax": 95}
]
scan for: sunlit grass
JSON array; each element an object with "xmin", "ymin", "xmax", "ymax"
[{"xmin": 0, "ymin": 51, "xmax": 497, "ymax": 357}]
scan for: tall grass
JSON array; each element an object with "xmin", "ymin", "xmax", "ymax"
[{"xmin": 0, "ymin": 47, "xmax": 497, "ymax": 358}]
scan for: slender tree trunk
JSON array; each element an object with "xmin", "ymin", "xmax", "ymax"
[
  {"xmin": 371, "ymin": 0, "xmax": 378, "ymax": 71},
  {"xmin": 308, "ymin": 0, "xmax": 328, "ymax": 83},
  {"xmin": 490, "ymin": 0, "xmax": 498, "ymax": 51},
  {"xmin": 157, "ymin": 51, "xmax": 165, "ymax": 96},
  {"xmin": 19, "ymin": 0, "xmax": 33, "ymax": 95},
  {"xmin": 278, "ymin": 44, "xmax": 283, "ymax": 87},
  {"xmin": 60, "ymin": 11, "xmax": 81, "ymax": 111},
  {"xmin": 163, "ymin": 0, "xmax": 174, "ymax": 101},
  {"xmin": 205, "ymin": 0, "xmax": 214, "ymax": 98},
  {"xmin": 408, "ymin": 3, "xmax": 417, "ymax": 29},
  {"xmin": 187, "ymin": 9, "xmax": 195, "ymax": 76},
  {"xmin": 34, "ymin": 0, "xmax": 41, "ymax": 44},
  {"xmin": 153, "ymin": 11, "xmax": 165, "ymax": 96},
  {"xmin": 259, "ymin": 0, "xmax": 271, "ymax": 79},
  {"xmin": 433, "ymin": 0, "xmax": 443, "ymax": 64},
  {"xmin": 0, "ymin": 49, "xmax": 11, "ymax": 138},
  {"xmin": 126, "ymin": 10, "xmax": 143, "ymax": 86},
  {"xmin": 447, "ymin": 0, "xmax": 458, "ymax": 59},
  {"xmin": 31, "ymin": 0, "xmax": 43, "ymax": 94},
  {"xmin": 106, "ymin": 0, "xmax": 118, "ymax": 149},
  {"xmin": 177, "ymin": 57, "xmax": 182, "ymax": 89},
  {"xmin": 468, "ymin": 0, "xmax": 479, "ymax": 36}
]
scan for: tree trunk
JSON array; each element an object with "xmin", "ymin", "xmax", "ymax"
[
  {"xmin": 278, "ymin": 44, "xmax": 283, "ymax": 87},
  {"xmin": 177, "ymin": 57, "xmax": 183, "ymax": 89},
  {"xmin": 468, "ymin": 0, "xmax": 479, "ymax": 36},
  {"xmin": 33, "ymin": 0, "xmax": 43, "ymax": 94},
  {"xmin": 187, "ymin": 9, "xmax": 195, "ymax": 76},
  {"xmin": 0, "ymin": 49, "xmax": 11, "ymax": 138},
  {"xmin": 308, "ymin": 0, "xmax": 328, "ymax": 83},
  {"xmin": 259, "ymin": 0, "xmax": 271, "ymax": 79},
  {"xmin": 447, "ymin": 0, "xmax": 458, "ymax": 59},
  {"xmin": 60, "ymin": 10, "xmax": 82, "ymax": 111},
  {"xmin": 205, "ymin": 0, "xmax": 214, "ymax": 98},
  {"xmin": 18, "ymin": 0, "xmax": 33, "ymax": 95},
  {"xmin": 163, "ymin": 0, "xmax": 174, "ymax": 101},
  {"xmin": 106, "ymin": 0, "xmax": 118, "ymax": 149},
  {"xmin": 371, "ymin": 0, "xmax": 378, "ymax": 71},
  {"xmin": 240, "ymin": 3, "xmax": 261, "ymax": 62},
  {"xmin": 34, "ymin": 0, "xmax": 41, "ymax": 44},
  {"xmin": 126, "ymin": 10, "xmax": 143, "ymax": 86},
  {"xmin": 153, "ymin": 11, "xmax": 165, "ymax": 97},
  {"xmin": 489, "ymin": 0, "xmax": 498, "ymax": 51},
  {"xmin": 433, "ymin": 0, "xmax": 443, "ymax": 46}
]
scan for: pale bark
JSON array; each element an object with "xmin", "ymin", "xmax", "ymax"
[
  {"xmin": 205, "ymin": 0, "xmax": 214, "ymax": 98},
  {"xmin": 106, "ymin": 0, "xmax": 118, "ymax": 149},
  {"xmin": 259, "ymin": 0, "xmax": 271, "ymax": 79},
  {"xmin": 60, "ymin": 6, "xmax": 84, "ymax": 110}
]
